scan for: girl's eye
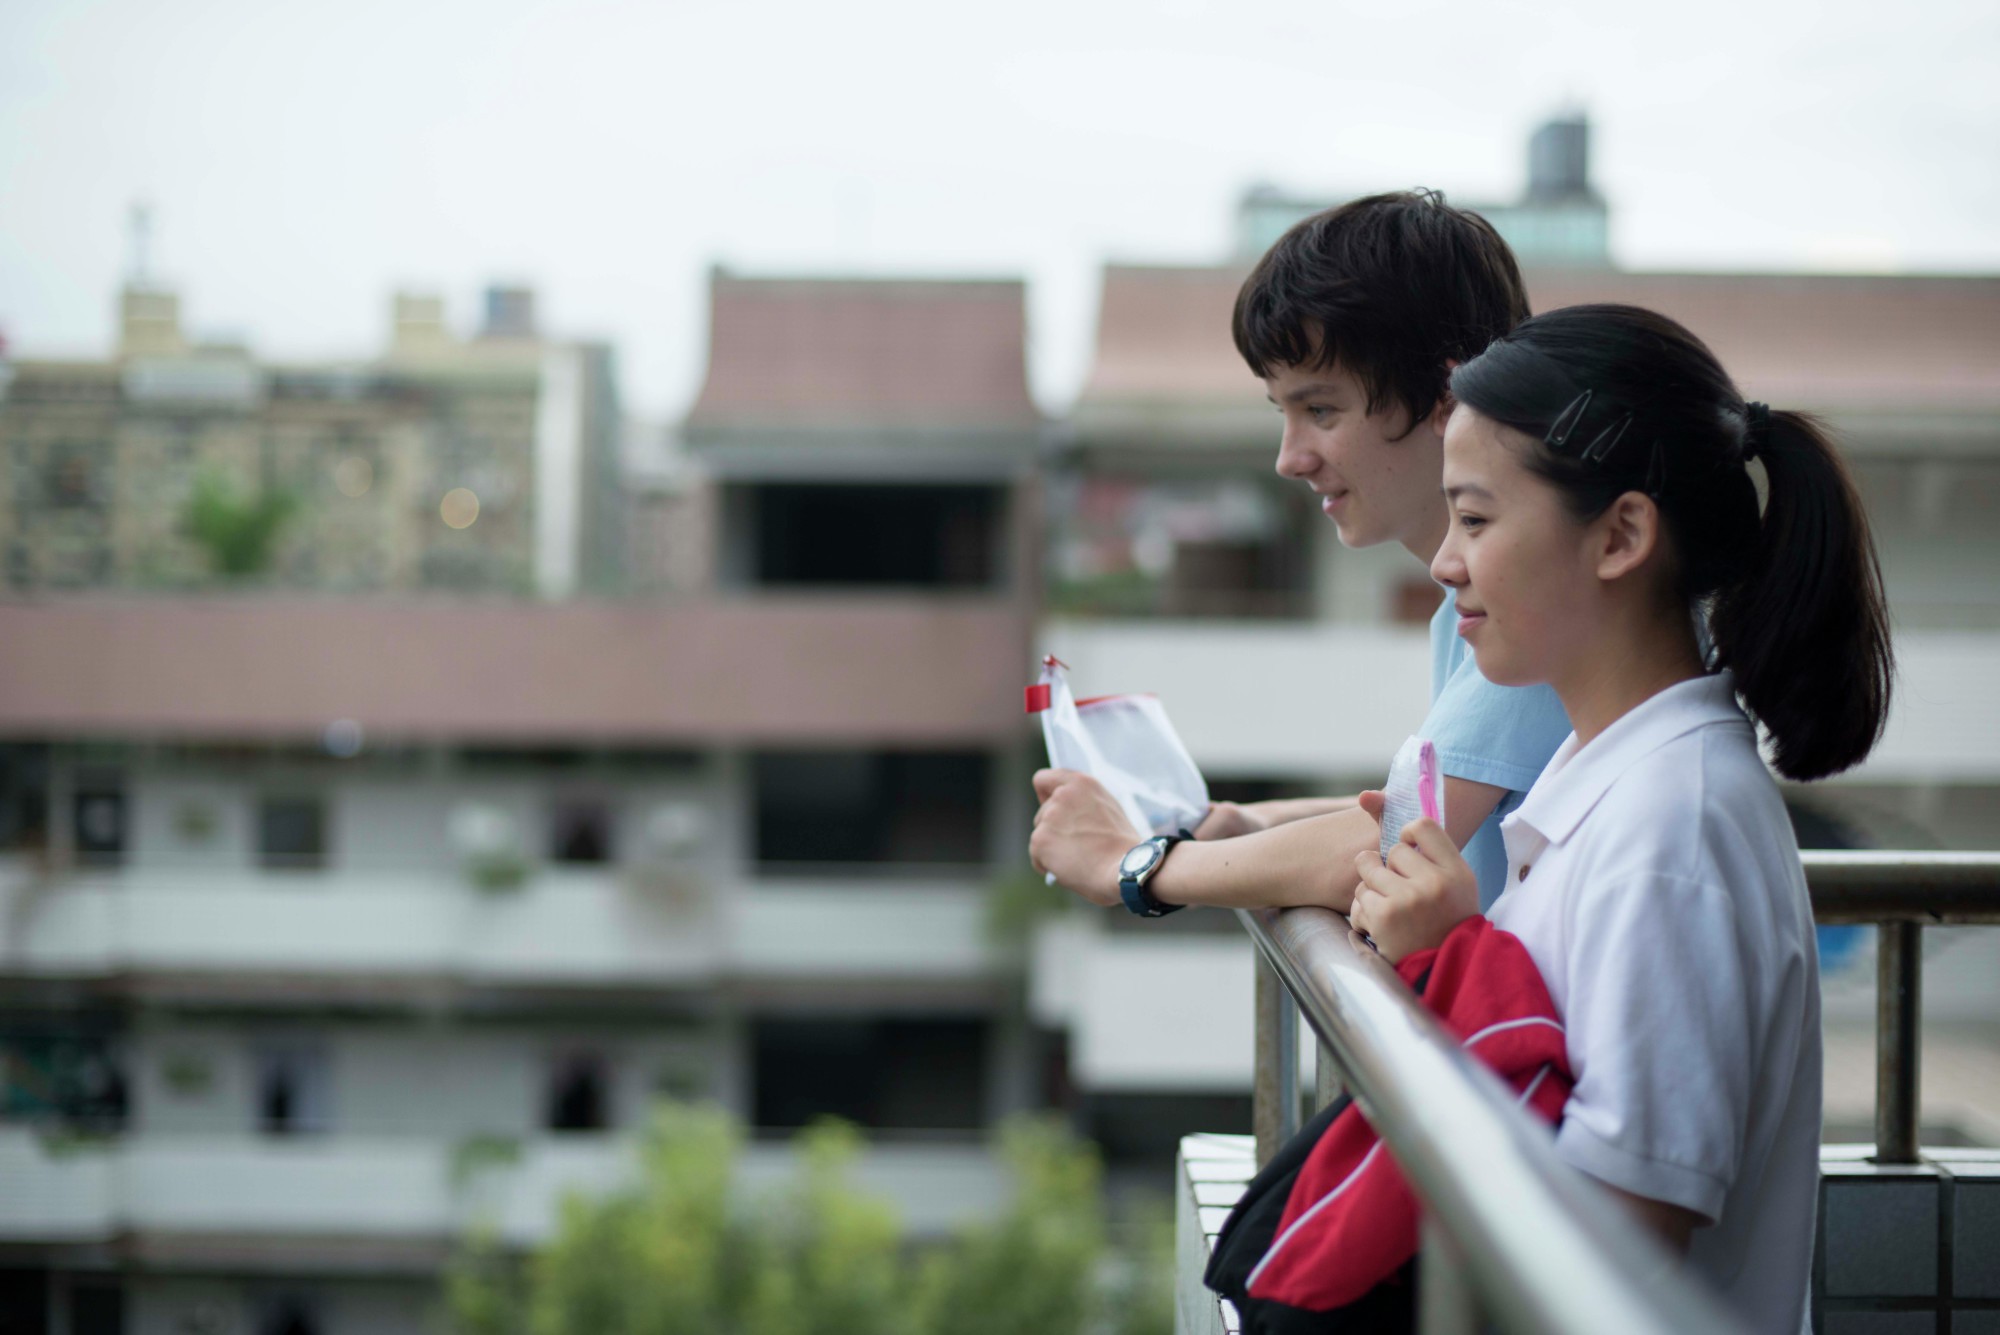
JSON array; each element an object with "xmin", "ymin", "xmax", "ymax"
[{"xmin": 1457, "ymin": 513, "xmax": 1487, "ymax": 531}]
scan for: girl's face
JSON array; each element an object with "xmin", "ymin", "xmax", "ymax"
[{"xmin": 1430, "ymin": 406, "xmax": 1609, "ymax": 689}]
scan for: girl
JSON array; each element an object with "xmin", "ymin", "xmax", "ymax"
[{"xmin": 1349, "ymin": 303, "xmax": 1892, "ymax": 1334}]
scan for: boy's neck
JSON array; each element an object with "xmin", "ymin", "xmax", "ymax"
[{"xmin": 1396, "ymin": 496, "xmax": 1452, "ymax": 566}]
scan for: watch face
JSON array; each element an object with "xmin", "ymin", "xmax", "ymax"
[{"xmin": 1119, "ymin": 842, "xmax": 1157, "ymax": 877}]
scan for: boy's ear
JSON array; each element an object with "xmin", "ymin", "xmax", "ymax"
[
  {"xmin": 1594, "ymin": 492, "xmax": 1662, "ymax": 583},
  {"xmin": 1425, "ymin": 361, "xmax": 1461, "ymax": 435}
]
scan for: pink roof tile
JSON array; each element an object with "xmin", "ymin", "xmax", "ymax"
[
  {"xmin": 1080, "ymin": 264, "xmax": 2000, "ymax": 415},
  {"xmin": 689, "ymin": 275, "xmax": 1039, "ymax": 429}
]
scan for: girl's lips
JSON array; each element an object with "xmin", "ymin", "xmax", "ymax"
[{"xmin": 1456, "ymin": 612, "xmax": 1486, "ymax": 637}]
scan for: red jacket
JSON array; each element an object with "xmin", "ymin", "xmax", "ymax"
[{"xmin": 1207, "ymin": 916, "xmax": 1573, "ymax": 1327}]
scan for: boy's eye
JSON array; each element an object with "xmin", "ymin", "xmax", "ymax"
[{"xmin": 1308, "ymin": 405, "xmax": 1339, "ymax": 423}]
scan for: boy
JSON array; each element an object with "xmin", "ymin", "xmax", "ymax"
[{"xmin": 1030, "ymin": 191, "xmax": 1570, "ymax": 915}]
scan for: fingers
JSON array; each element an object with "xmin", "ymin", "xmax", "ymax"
[
  {"xmin": 1356, "ymin": 789, "xmax": 1386, "ymax": 822},
  {"xmin": 1400, "ymin": 816, "xmax": 1458, "ymax": 863},
  {"xmin": 1031, "ymin": 768, "xmax": 1078, "ymax": 801}
]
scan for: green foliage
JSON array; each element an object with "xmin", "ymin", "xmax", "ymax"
[
  {"xmin": 466, "ymin": 851, "xmax": 534, "ymax": 893},
  {"xmin": 909, "ymin": 1117, "xmax": 1103, "ymax": 1335},
  {"xmin": 181, "ymin": 467, "xmax": 296, "ymax": 578},
  {"xmin": 449, "ymin": 1134, "xmax": 523, "ymax": 1193},
  {"xmin": 444, "ymin": 1105, "xmax": 1172, "ymax": 1335},
  {"xmin": 982, "ymin": 865, "xmax": 1076, "ymax": 949}
]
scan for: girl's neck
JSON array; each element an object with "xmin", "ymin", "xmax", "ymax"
[{"xmin": 1553, "ymin": 612, "xmax": 1708, "ymax": 750}]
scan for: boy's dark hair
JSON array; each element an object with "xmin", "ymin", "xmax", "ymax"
[
  {"xmin": 1232, "ymin": 190, "xmax": 1529, "ymax": 431},
  {"xmin": 1451, "ymin": 303, "xmax": 1894, "ymax": 781}
]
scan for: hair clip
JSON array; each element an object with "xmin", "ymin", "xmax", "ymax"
[
  {"xmin": 1645, "ymin": 437, "xmax": 1666, "ymax": 498},
  {"xmin": 1545, "ymin": 390, "xmax": 1593, "ymax": 451},
  {"xmin": 1579, "ymin": 413, "xmax": 1633, "ymax": 464}
]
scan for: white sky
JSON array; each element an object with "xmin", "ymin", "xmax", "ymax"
[{"xmin": 2, "ymin": 0, "xmax": 1996, "ymax": 417}]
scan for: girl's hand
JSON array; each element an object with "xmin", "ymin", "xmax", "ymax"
[{"xmin": 1348, "ymin": 815, "xmax": 1480, "ymax": 963}]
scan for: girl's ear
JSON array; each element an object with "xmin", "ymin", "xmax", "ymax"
[{"xmin": 1595, "ymin": 491, "xmax": 1662, "ymax": 583}]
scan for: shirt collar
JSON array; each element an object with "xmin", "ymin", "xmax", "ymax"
[{"xmin": 1509, "ymin": 672, "xmax": 1752, "ymax": 849}]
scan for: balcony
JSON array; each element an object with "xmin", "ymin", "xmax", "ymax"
[
  {"xmin": 0, "ymin": 1128, "xmax": 1009, "ymax": 1259},
  {"xmin": 0, "ymin": 865, "xmax": 1011, "ymax": 996},
  {"xmin": 1041, "ymin": 621, "xmax": 2000, "ymax": 782}
]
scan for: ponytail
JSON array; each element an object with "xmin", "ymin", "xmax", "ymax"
[
  {"xmin": 1450, "ymin": 304, "xmax": 1894, "ymax": 782},
  {"xmin": 1708, "ymin": 411, "xmax": 1893, "ymax": 780}
]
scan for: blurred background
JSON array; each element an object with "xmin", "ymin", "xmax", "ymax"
[{"xmin": 2, "ymin": 1, "xmax": 1998, "ymax": 1332}]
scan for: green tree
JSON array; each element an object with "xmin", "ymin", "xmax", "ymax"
[
  {"xmin": 181, "ymin": 466, "xmax": 296, "ymax": 578},
  {"xmin": 444, "ymin": 1105, "xmax": 1173, "ymax": 1335},
  {"xmin": 908, "ymin": 1117, "xmax": 1104, "ymax": 1335}
]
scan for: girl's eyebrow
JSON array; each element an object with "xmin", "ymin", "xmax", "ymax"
[{"xmin": 1444, "ymin": 483, "xmax": 1494, "ymax": 501}]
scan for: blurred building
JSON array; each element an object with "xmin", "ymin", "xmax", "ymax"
[
  {"xmin": 0, "ymin": 275, "xmax": 1045, "ymax": 1335},
  {"xmin": 0, "ymin": 282, "xmax": 620, "ymax": 597}
]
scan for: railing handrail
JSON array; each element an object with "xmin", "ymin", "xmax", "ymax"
[
  {"xmin": 1241, "ymin": 850, "xmax": 2000, "ymax": 1333},
  {"xmin": 1238, "ymin": 905, "xmax": 1751, "ymax": 1335},
  {"xmin": 1802, "ymin": 849, "xmax": 2000, "ymax": 922}
]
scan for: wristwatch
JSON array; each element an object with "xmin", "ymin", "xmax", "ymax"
[{"xmin": 1117, "ymin": 831, "xmax": 1192, "ymax": 917}]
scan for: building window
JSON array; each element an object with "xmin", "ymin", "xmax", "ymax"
[
  {"xmin": 72, "ymin": 787, "xmax": 126, "ymax": 868},
  {"xmin": 255, "ymin": 1045, "xmax": 331, "ymax": 1136},
  {"xmin": 546, "ymin": 1053, "xmax": 610, "ymax": 1132},
  {"xmin": 752, "ymin": 1018, "xmax": 988, "ymax": 1132},
  {"xmin": 255, "ymin": 1296, "xmax": 320, "ymax": 1335},
  {"xmin": 743, "ymin": 483, "xmax": 1004, "ymax": 588},
  {"xmin": 0, "ymin": 744, "xmax": 50, "ymax": 855},
  {"xmin": 752, "ymin": 751, "xmax": 989, "ymax": 867},
  {"xmin": 258, "ymin": 797, "xmax": 326, "ymax": 870},
  {"xmin": 68, "ymin": 1283, "xmax": 124, "ymax": 1335},
  {"xmin": 549, "ymin": 800, "xmax": 612, "ymax": 864}
]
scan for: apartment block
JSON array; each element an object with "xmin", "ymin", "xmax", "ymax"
[
  {"xmin": 0, "ymin": 275, "xmax": 1045, "ymax": 1335},
  {"xmin": 0, "ymin": 283, "xmax": 619, "ymax": 597}
]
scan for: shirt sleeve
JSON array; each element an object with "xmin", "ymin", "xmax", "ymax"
[
  {"xmin": 1421, "ymin": 655, "xmax": 1573, "ymax": 795},
  {"xmin": 1550, "ymin": 869, "xmax": 1752, "ymax": 1223}
]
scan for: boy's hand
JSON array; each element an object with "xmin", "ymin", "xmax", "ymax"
[
  {"xmin": 1348, "ymin": 814, "xmax": 1480, "ymax": 963},
  {"xmin": 1194, "ymin": 801, "xmax": 1265, "ymax": 841},
  {"xmin": 1030, "ymin": 769, "xmax": 1143, "ymax": 907}
]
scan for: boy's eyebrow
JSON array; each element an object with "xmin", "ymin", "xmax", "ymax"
[{"xmin": 1265, "ymin": 382, "xmax": 1346, "ymax": 406}]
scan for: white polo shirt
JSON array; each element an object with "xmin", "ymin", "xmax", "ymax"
[{"xmin": 1487, "ymin": 672, "xmax": 1820, "ymax": 1335}]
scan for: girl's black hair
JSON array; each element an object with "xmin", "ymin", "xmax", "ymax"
[{"xmin": 1449, "ymin": 303, "xmax": 1893, "ymax": 782}]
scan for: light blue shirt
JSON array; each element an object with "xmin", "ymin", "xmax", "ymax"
[{"xmin": 1422, "ymin": 587, "xmax": 1573, "ymax": 908}]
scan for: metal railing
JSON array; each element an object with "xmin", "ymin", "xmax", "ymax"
[{"xmin": 1241, "ymin": 850, "xmax": 2000, "ymax": 1335}]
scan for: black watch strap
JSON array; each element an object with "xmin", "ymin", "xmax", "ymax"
[{"xmin": 1119, "ymin": 829, "xmax": 1193, "ymax": 918}]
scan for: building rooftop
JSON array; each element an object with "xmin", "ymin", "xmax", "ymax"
[
  {"xmin": 1078, "ymin": 265, "xmax": 2000, "ymax": 423},
  {"xmin": 688, "ymin": 275, "xmax": 1040, "ymax": 431}
]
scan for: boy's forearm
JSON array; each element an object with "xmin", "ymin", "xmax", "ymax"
[
  {"xmin": 1239, "ymin": 795, "xmax": 1359, "ymax": 829},
  {"xmin": 1150, "ymin": 806, "xmax": 1380, "ymax": 913}
]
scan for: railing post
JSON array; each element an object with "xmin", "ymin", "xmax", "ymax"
[
  {"xmin": 1418, "ymin": 1213, "xmax": 1478, "ymax": 1335},
  {"xmin": 1316, "ymin": 1039, "xmax": 1342, "ymax": 1112},
  {"xmin": 1874, "ymin": 920, "xmax": 1922, "ymax": 1164},
  {"xmin": 1253, "ymin": 954, "xmax": 1302, "ymax": 1166}
]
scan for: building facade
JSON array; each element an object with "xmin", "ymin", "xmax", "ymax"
[
  {"xmin": 0, "ymin": 275, "xmax": 1047, "ymax": 1335},
  {"xmin": 0, "ymin": 284, "xmax": 620, "ymax": 598}
]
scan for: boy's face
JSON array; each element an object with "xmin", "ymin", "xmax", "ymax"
[{"xmin": 1265, "ymin": 361, "xmax": 1448, "ymax": 557}]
